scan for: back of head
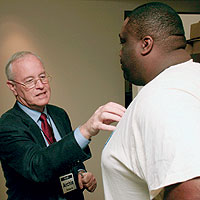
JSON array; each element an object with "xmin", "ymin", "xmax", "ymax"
[{"xmin": 127, "ymin": 2, "xmax": 186, "ymax": 50}]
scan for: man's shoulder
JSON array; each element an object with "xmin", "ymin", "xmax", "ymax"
[
  {"xmin": 0, "ymin": 104, "xmax": 25, "ymax": 126},
  {"xmin": 1, "ymin": 103, "xmax": 17, "ymax": 117},
  {"xmin": 46, "ymin": 104, "xmax": 71, "ymax": 126},
  {"xmin": 46, "ymin": 104, "xmax": 70, "ymax": 118},
  {"xmin": 47, "ymin": 104, "xmax": 66, "ymax": 113}
]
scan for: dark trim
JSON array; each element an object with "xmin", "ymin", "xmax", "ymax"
[{"xmin": 178, "ymin": 12, "xmax": 200, "ymax": 14}]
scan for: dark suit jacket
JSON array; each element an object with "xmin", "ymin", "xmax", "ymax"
[{"xmin": 0, "ymin": 102, "xmax": 91, "ymax": 200}]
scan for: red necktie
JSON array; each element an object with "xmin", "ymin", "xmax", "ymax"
[{"xmin": 40, "ymin": 113, "xmax": 56, "ymax": 144}]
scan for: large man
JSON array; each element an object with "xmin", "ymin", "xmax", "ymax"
[
  {"xmin": 102, "ymin": 2, "xmax": 200, "ymax": 200},
  {"xmin": 0, "ymin": 51, "xmax": 125, "ymax": 200}
]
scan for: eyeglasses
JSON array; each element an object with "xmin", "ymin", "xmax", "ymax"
[{"xmin": 11, "ymin": 74, "xmax": 52, "ymax": 89}]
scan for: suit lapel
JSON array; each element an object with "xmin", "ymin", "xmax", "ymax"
[
  {"xmin": 13, "ymin": 103, "xmax": 47, "ymax": 147},
  {"xmin": 46, "ymin": 106, "xmax": 66, "ymax": 138}
]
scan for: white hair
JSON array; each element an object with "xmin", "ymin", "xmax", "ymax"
[{"xmin": 5, "ymin": 51, "xmax": 43, "ymax": 80}]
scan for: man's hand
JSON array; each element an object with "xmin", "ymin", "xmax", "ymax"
[
  {"xmin": 80, "ymin": 102, "xmax": 126, "ymax": 140},
  {"xmin": 78, "ymin": 171, "xmax": 97, "ymax": 192}
]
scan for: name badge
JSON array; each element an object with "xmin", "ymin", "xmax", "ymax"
[{"xmin": 59, "ymin": 173, "xmax": 76, "ymax": 194}]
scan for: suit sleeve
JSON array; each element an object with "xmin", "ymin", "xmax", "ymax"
[{"xmin": 0, "ymin": 106, "xmax": 91, "ymax": 183}]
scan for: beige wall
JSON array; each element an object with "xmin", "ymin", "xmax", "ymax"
[{"xmin": 0, "ymin": 0, "xmax": 199, "ymax": 199}]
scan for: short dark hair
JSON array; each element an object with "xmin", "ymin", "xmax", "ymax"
[{"xmin": 127, "ymin": 2, "xmax": 185, "ymax": 43}]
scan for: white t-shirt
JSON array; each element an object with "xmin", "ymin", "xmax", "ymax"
[{"xmin": 101, "ymin": 60, "xmax": 200, "ymax": 200}]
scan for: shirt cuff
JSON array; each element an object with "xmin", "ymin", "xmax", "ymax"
[{"xmin": 74, "ymin": 127, "xmax": 90, "ymax": 149}]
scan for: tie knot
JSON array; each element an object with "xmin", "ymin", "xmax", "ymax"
[{"xmin": 40, "ymin": 113, "xmax": 47, "ymax": 121}]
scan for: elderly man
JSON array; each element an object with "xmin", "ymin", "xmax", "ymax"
[{"xmin": 0, "ymin": 51, "xmax": 125, "ymax": 200}]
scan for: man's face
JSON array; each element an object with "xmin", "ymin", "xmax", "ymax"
[
  {"xmin": 119, "ymin": 18, "xmax": 144, "ymax": 86},
  {"xmin": 8, "ymin": 54, "xmax": 51, "ymax": 112}
]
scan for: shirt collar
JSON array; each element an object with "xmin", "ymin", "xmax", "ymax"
[{"xmin": 17, "ymin": 101, "xmax": 48, "ymax": 123}]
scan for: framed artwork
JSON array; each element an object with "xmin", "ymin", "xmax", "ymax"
[{"xmin": 179, "ymin": 13, "xmax": 200, "ymax": 63}]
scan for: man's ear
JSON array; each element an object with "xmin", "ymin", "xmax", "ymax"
[
  {"xmin": 7, "ymin": 81, "xmax": 18, "ymax": 96},
  {"xmin": 141, "ymin": 36, "xmax": 153, "ymax": 55}
]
